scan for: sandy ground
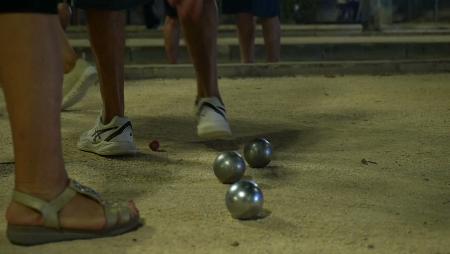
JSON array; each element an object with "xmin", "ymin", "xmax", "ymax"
[{"xmin": 0, "ymin": 74, "xmax": 450, "ymax": 254}]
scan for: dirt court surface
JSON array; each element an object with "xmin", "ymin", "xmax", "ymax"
[{"xmin": 1, "ymin": 74, "xmax": 450, "ymax": 254}]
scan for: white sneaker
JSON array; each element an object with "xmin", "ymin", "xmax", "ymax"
[
  {"xmin": 62, "ymin": 59, "xmax": 97, "ymax": 110},
  {"xmin": 196, "ymin": 97, "xmax": 232, "ymax": 139},
  {"xmin": 77, "ymin": 115, "xmax": 137, "ymax": 156}
]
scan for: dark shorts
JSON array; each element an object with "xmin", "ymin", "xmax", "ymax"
[
  {"xmin": 0, "ymin": 0, "xmax": 150, "ymax": 13},
  {"xmin": 164, "ymin": 0, "xmax": 177, "ymax": 18},
  {"xmin": 222, "ymin": 0, "xmax": 280, "ymax": 18},
  {"xmin": 72, "ymin": 0, "xmax": 148, "ymax": 10},
  {"xmin": 0, "ymin": 1, "xmax": 59, "ymax": 14}
]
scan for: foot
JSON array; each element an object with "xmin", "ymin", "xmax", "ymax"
[
  {"xmin": 196, "ymin": 97, "xmax": 232, "ymax": 139},
  {"xmin": 61, "ymin": 58, "xmax": 97, "ymax": 110},
  {"xmin": 6, "ymin": 186, "xmax": 139, "ymax": 232},
  {"xmin": 78, "ymin": 115, "xmax": 137, "ymax": 156}
]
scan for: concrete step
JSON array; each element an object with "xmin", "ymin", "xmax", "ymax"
[
  {"xmin": 66, "ymin": 24, "xmax": 450, "ymax": 39},
  {"xmin": 66, "ymin": 24, "xmax": 365, "ymax": 38},
  {"xmin": 70, "ymin": 35, "xmax": 450, "ymax": 64},
  {"xmin": 124, "ymin": 59, "xmax": 450, "ymax": 79}
]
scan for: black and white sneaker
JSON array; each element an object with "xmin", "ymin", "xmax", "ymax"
[
  {"xmin": 77, "ymin": 115, "xmax": 137, "ymax": 156},
  {"xmin": 196, "ymin": 97, "xmax": 232, "ymax": 139}
]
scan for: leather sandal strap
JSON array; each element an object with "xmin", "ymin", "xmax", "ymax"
[
  {"xmin": 70, "ymin": 180, "xmax": 133, "ymax": 229},
  {"xmin": 69, "ymin": 180, "xmax": 104, "ymax": 204},
  {"xmin": 12, "ymin": 179, "xmax": 132, "ymax": 230},
  {"xmin": 105, "ymin": 204, "xmax": 118, "ymax": 228},
  {"xmin": 119, "ymin": 205, "xmax": 131, "ymax": 223},
  {"xmin": 12, "ymin": 182, "xmax": 77, "ymax": 229},
  {"xmin": 12, "ymin": 192, "xmax": 52, "ymax": 223},
  {"xmin": 104, "ymin": 203, "xmax": 132, "ymax": 229}
]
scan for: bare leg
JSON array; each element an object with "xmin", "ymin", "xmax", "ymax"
[
  {"xmin": 0, "ymin": 14, "xmax": 137, "ymax": 231},
  {"xmin": 261, "ymin": 16, "xmax": 281, "ymax": 63},
  {"xmin": 86, "ymin": 10, "xmax": 125, "ymax": 123},
  {"xmin": 163, "ymin": 15, "xmax": 181, "ymax": 64},
  {"xmin": 0, "ymin": 14, "xmax": 66, "ymax": 203},
  {"xmin": 236, "ymin": 13, "xmax": 255, "ymax": 63},
  {"xmin": 178, "ymin": 0, "xmax": 221, "ymax": 99},
  {"xmin": 60, "ymin": 25, "xmax": 79, "ymax": 74},
  {"xmin": 58, "ymin": 2, "xmax": 72, "ymax": 30},
  {"xmin": 58, "ymin": 2, "xmax": 78, "ymax": 74}
]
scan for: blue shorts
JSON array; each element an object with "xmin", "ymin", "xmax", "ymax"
[{"xmin": 222, "ymin": 0, "xmax": 280, "ymax": 18}]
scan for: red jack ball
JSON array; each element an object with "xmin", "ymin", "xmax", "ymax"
[{"xmin": 149, "ymin": 140, "xmax": 160, "ymax": 151}]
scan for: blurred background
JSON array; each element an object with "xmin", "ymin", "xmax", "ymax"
[
  {"xmin": 63, "ymin": 0, "xmax": 450, "ymax": 76},
  {"xmin": 66, "ymin": 0, "xmax": 450, "ymax": 28}
]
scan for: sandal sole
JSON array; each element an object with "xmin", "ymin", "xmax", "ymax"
[{"xmin": 7, "ymin": 218, "xmax": 142, "ymax": 246}]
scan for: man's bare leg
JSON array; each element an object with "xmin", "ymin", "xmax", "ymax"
[
  {"xmin": 0, "ymin": 14, "xmax": 137, "ymax": 231},
  {"xmin": 177, "ymin": 0, "xmax": 232, "ymax": 139},
  {"xmin": 236, "ymin": 13, "xmax": 256, "ymax": 63},
  {"xmin": 261, "ymin": 16, "xmax": 281, "ymax": 62},
  {"xmin": 178, "ymin": 0, "xmax": 220, "ymax": 99},
  {"xmin": 163, "ymin": 15, "xmax": 181, "ymax": 64},
  {"xmin": 86, "ymin": 10, "xmax": 125, "ymax": 123}
]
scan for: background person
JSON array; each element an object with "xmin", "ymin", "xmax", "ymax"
[{"xmin": 222, "ymin": 0, "xmax": 281, "ymax": 63}]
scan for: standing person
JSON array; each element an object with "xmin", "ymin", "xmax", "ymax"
[
  {"xmin": 77, "ymin": 0, "xmax": 232, "ymax": 156},
  {"xmin": 359, "ymin": 0, "xmax": 378, "ymax": 30},
  {"xmin": 0, "ymin": 2, "xmax": 141, "ymax": 246},
  {"xmin": 142, "ymin": 0, "xmax": 180, "ymax": 63},
  {"xmin": 337, "ymin": 0, "xmax": 349, "ymax": 22},
  {"xmin": 349, "ymin": 0, "xmax": 360, "ymax": 22},
  {"xmin": 222, "ymin": 0, "xmax": 281, "ymax": 63}
]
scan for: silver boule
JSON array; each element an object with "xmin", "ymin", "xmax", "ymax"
[
  {"xmin": 243, "ymin": 138, "xmax": 272, "ymax": 168},
  {"xmin": 213, "ymin": 151, "xmax": 246, "ymax": 184},
  {"xmin": 225, "ymin": 180, "xmax": 264, "ymax": 220}
]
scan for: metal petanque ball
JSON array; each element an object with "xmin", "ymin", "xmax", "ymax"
[
  {"xmin": 213, "ymin": 151, "xmax": 246, "ymax": 184},
  {"xmin": 225, "ymin": 180, "xmax": 264, "ymax": 220},
  {"xmin": 243, "ymin": 138, "xmax": 273, "ymax": 168}
]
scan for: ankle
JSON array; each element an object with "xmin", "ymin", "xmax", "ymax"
[
  {"xmin": 15, "ymin": 177, "xmax": 69, "ymax": 201},
  {"xmin": 102, "ymin": 112, "xmax": 123, "ymax": 124}
]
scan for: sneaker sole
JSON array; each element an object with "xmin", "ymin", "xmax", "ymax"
[
  {"xmin": 62, "ymin": 67, "xmax": 97, "ymax": 110},
  {"xmin": 198, "ymin": 124, "xmax": 232, "ymax": 140},
  {"xmin": 77, "ymin": 140, "xmax": 137, "ymax": 156}
]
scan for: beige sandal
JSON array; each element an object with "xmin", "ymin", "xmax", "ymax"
[{"xmin": 7, "ymin": 179, "xmax": 142, "ymax": 246}]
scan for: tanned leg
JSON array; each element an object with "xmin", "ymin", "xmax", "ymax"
[
  {"xmin": 261, "ymin": 16, "xmax": 281, "ymax": 62},
  {"xmin": 86, "ymin": 10, "xmax": 125, "ymax": 123}
]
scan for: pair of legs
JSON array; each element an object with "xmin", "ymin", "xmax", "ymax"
[
  {"xmin": 98, "ymin": 0, "xmax": 221, "ymax": 124},
  {"xmin": 76, "ymin": 0, "xmax": 230, "ymax": 156},
  {"xmin": 236, "ymin": 13, "xmax": 281, "ymax": 63},
  {"xmin": 0, "ymin": 13, "xmax": 138, "ymax": 236}
]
